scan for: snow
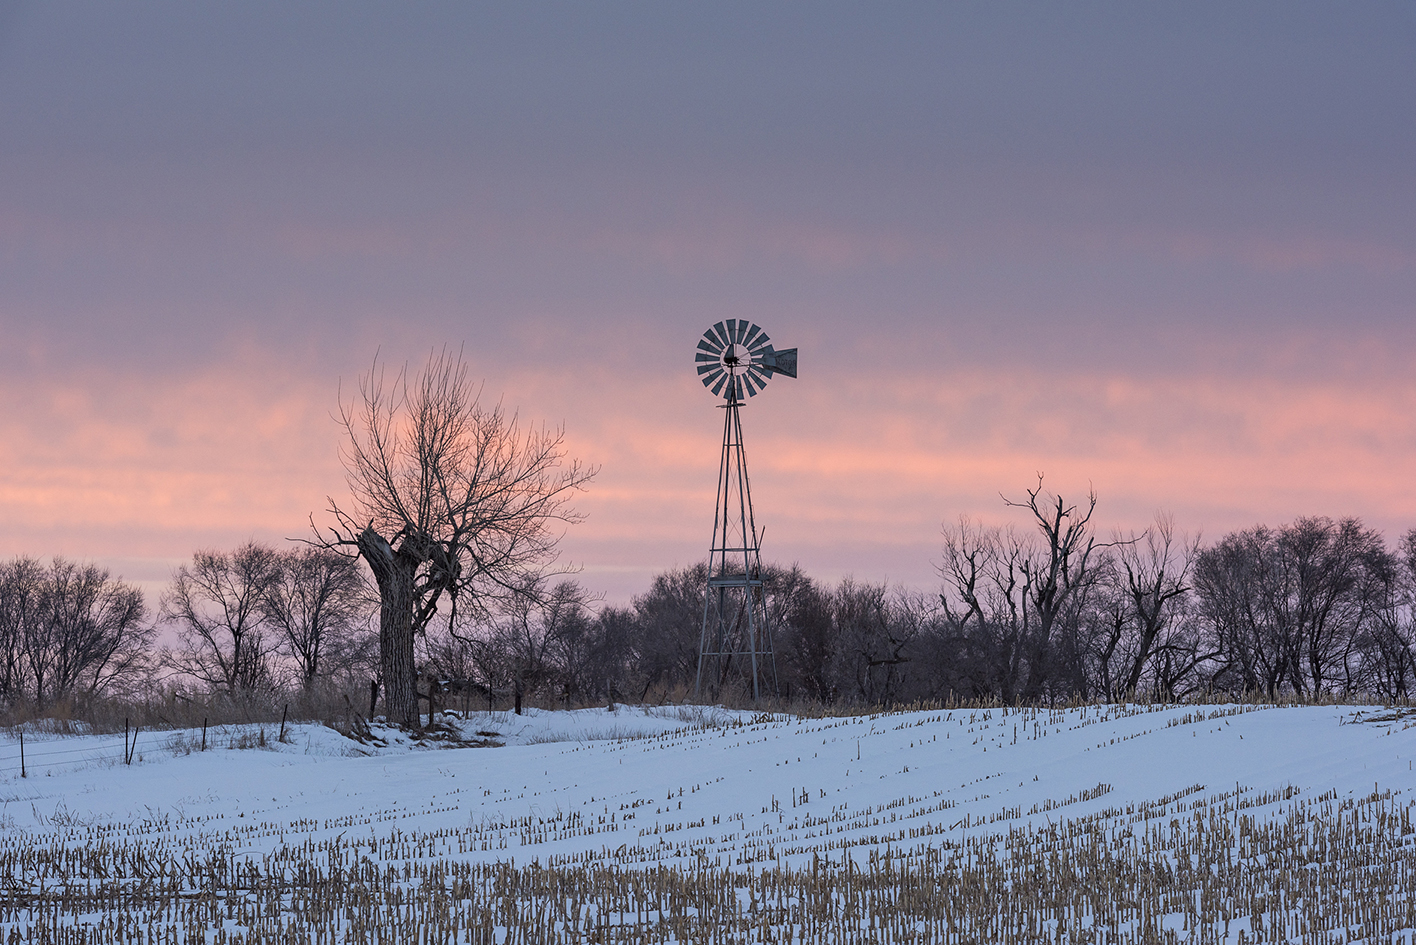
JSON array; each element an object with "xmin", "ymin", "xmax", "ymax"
[
  {"xmin": 3, "ymin": 701, "xmax": 1416, "ymax": 940},
  {"xmin": 3, "ymin": 702, "xmax": 1413, "ymax": 864}
]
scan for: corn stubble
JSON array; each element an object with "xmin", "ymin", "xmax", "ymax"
[{"xmin": 2, "ymin": 782, "xmax": 1415, "ymax": 944}]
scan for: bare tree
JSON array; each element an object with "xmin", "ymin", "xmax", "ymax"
[
  {"xmin": 0, "ymin": 557, "xmax": 44, "ymax": 705},
  {"xmin": 0, "ymin": 558, "xmax": 149, "ymax": 708},
  {"xmin": 35, "ymin": 559, "xmax": 150, "ymax": 706},
  {"xmin": 581, "ymin": 606, "xmax": 640, "ymax": 705},
  {"xmin": 1005, "ymin": 478, "xmax": 1104, "ymax": 701},
  {"xmin": 422, "ymin": 624, "xmax": 481, "ymax": 686},
  {"xmin": 1353, "ymin": 525, "xmax": 1416, "ymax": 700},
  {"xmin": 1278, "ymin": 517, "xmax": 1387, "ymax": 696},
  {"xmin": 1194, "ymin": 518, "xmax": 1390, "ymax": 699},
  {"xmin": 1195, "ymin": 528, "xmax": 1285, "ymax": 696},
  {"xmin": 262, "ymin": 547, "xmax": 371, "ymax": 690},
  {"xmin": 1110, "ymin": 513, "xmax": 1201, "ymax": 697},
  {"xmin": 485, "ymin": 578, "xmax": 594, "ymax": 713},
  {"xmin": 540, "ymin": 583, "xmax": 611, "ymax": 704},
  {"xmin": 628, "ymin": 563, "xmax": 708, "ymax": 700},
  {"xmin": 162, "ymin": 543, "xmax": 279, "ymax": 692},
  {"xmin": 21, "ymin": 572, "xmax": 61, "ymax": 710},
  {"xmin": 935, "ymin": 481, "xmax": 1109, "ymax": 703},
  {"xmin": 319, "ymin": 349, "xmax": 595, "ymax": 725},
  {"xmin": 832, "ymin": 579, "xmax": 916, "ymax": 707},
  {"xmin": 938, "ymin": 519, "xmax": 1036, "ymax": 701},
  {"xmin": 1352, "ymin": 544, "xmax": 1413, "ymax": 700},
  {"xmin": 774, "ymin": 568, "xmax": 837, "ymax": 703},
  {"xmin": 463, "ymin": 633, "xmax": 515, "ymax": 708}
]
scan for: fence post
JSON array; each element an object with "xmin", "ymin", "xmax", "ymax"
[
  {"xmin": 202, "ymin": 718, "xmax": 208, "ymax": 752},
  {"xmin": 18, "ymin": 732, "xmax": 23, "ymax": 778},
  {"xmin": 279, "ymin": 704, "xmax": 288, "ymax": 743}
]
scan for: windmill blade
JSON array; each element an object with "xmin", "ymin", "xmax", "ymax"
[
  {"xmin": 698, "ymin": 335, "xmax": 724, "ymax": 355},
  {"xmin": 712, "ymin": 321, "xmax": 732, "ymax": 347},
  {"xmin": 698, "ymin": 363, "xmax": 723, "ymax": 377},
  {"xmin": 710, "ymin": 372, "xmax": 729, "ymax": 396},
  {"xmin": 747, "ymin": 366, "xmax": 771, "ymax": 388},
  {"xmin": 695, "ymin": 352, "xmax": 720, "ymax": 364},
  {"xmin": 743, "ymin": 323, "xmax": 764, "ymax": 348},
  {"xmin": 742, "ymin": 373, "xmax": 761, "ymax": 397}
]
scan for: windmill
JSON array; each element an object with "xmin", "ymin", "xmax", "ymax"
[{"xmin": 694, "ymin": 320, "xmax": 797, "ymax": 701}]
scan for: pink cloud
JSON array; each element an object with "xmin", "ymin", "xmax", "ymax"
[
  {"xmin": 5, "ymin": 351, "xmax": 1416, "ymax": 604},
  {"xmin": 0, "ymin": 363, "xmax": 341, "ymax": 548}
]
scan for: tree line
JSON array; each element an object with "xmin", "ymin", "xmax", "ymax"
[
  {"xmin": 0, "ymin": 557, "xmax": 149, "ymax": 709},
  {"xmin": 7, "ymin": 480, "xmax": 1414, "ymax": 716},
  {"xmin": 0, "ymin": 545, "xmax": 374, "ymax": 713},
  {"xmin": 421, "ymin": 489, "xmax": 1416, "ymax": 708},
  {"xmin": 928, "ymin": 483, "xmax": 1416, "ymax": 705}
]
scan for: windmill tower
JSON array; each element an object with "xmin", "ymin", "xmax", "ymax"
[{"xmin": 693, "ymin": 320, "xmax": 797, "ymax": 701}]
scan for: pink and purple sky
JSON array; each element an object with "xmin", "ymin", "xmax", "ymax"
[{"xmin": 2, "ymin": 3, "xmax": 1414, "ymax": 604}]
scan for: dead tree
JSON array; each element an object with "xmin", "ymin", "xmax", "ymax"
[
  {"xmin": 938, "ymin": 517, "xmax": 1035, "ymax": 701},
  {"xmin": 318, "ymin": 349, "xmax": 594, "ymax": 726},
  {"xmin": 1006, "ymin": 477, "xmax": 1104, "ymax": 702}
]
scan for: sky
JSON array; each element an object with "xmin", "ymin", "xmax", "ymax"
[{"xmin": 1, "ymin": 2, "xmax": 1414, "ymax": 606}]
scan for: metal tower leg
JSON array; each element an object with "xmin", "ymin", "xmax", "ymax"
[{"xmin": 696, "ymin": 385, "xmax": 776, "ymax": 702}]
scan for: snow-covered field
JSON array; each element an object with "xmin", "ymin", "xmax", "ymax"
[{"xmin": 3, "ymin": 702, "xmax": 1416, "ymax": 942}]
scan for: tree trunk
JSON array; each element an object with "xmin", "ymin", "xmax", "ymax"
[
  {"xmin": 359, "ymin": 527, "xmax": 421, "ymax": 727},
  {"xmin": 379, "ymin": 567, "xmax": 419, "ymax": 726},
  {"xmin": 1122, "ymin": 612, "xmax": 1164, "ymax": 696}
]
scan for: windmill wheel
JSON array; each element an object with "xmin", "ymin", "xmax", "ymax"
[{"xmin": 694, "ymin": 319, "xmax": 797, "ymax": 400}]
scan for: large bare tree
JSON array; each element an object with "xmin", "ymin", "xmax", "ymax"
[
  {"xmin": 936, "ymin": 480, "xmax": 1107, "ymax": 703},
  {"xmin": 319, "ymin": 349, "xmax": 594, "ymax": 726}
]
